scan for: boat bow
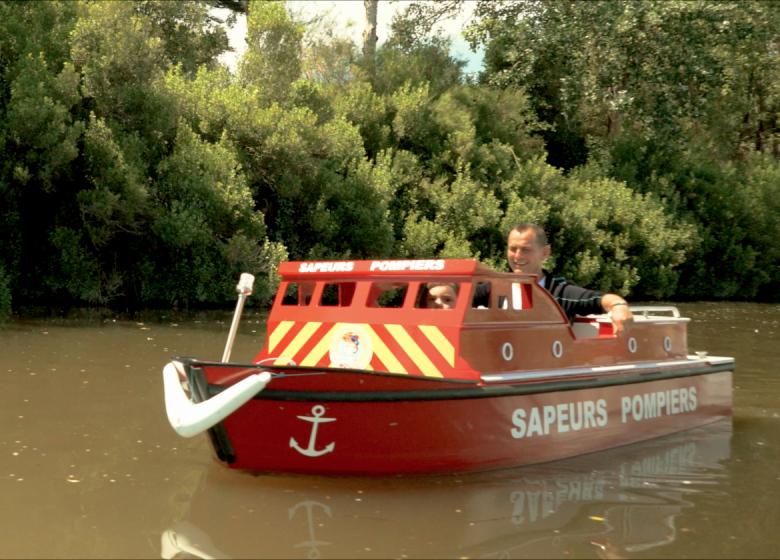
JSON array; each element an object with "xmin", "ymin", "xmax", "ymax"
[{"xmin": 163, "ymin": 362, "xmax": 271, "ymax": 438}]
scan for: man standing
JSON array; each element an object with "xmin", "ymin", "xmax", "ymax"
[{"xmin": 484, "ymin": 223, "xmax": 634, "ymax": 336}]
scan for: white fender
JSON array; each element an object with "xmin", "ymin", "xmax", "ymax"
[{"xmin": 163, "ymin": 362, "xmax": 271, "ymax": 438}]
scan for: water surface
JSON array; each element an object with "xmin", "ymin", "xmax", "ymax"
[{"xmin": 0, "ymin": 303, "xmax": 778, "ymax": 559}]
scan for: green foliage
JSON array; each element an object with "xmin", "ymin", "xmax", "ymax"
[
  {"xmin": 469, "ymin": 0, "xmax": 780, "ymax": 299},
  {"xmin": 0, "ymin": 265, "xmax": 11, "ymax": 319},
  {"xmin": 241, "ymin": 0, "xmax": 304, "ymax": 103},
  {"xmin": 0, "ymin": 0, "xmax": 285, "ymax": 310},
  {"xmin": 1, "ymin": 0, "xmax": 777, "ymax": 312},
  {"xmin": 548, "ymin": 164, "xmax": 698, "ymax": 298},
  {"xmin": 136, "ymin": 0, "xmax": 231, "ymax": 75}
]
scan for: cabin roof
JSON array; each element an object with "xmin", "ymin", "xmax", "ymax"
[{"xmin": 278, "ymin": 259, "xmax": 515, "ymax": 280}]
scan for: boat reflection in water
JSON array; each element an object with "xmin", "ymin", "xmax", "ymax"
[{"xmin": 161, "ymin": 419, "xmax": 731, "ymax": 560}]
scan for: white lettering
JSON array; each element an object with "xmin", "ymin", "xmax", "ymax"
[
  {"xmin": 621, "ymin": 396, "xmax": 631, "ymax": 423},
  {"xmin": 298, "ymin": 261, "xmax": 356, "ymax": 273},
  {"xmin": 619, "ymin": 386, "xmax": 698, "ymax": 422},
  {"xmin": 596, "ymin": 399, "xmax": 607, "ymax": 427},
  {"xmin": 671, "ymin": 389, "xmax": 680, "ymax": 414},
  {"xmin": 527, "ymin": 408, "xmax": 543, "ymax": 437},
  {"xmin": 543, "ymin": 406, "xmax": 556, "ymax": 435},
  {"xmin": 511, "ymin": 399, "xmax": 609, "ymax": 439},
  {"xmin": 657, "ymin": 390, "xmax": 666, "ymax": 414},
  {"xmin": 557, "ymin": 403, "xmax": 569, "ymax": 433},
  {"xmin": 679, "ymin": 388, "xmax": 689, "ymax": 412},
  {"xmin": 643, "ymin": 392, "xmax": 657, "ymax": 419},
  {"xmin": 584, "ymin": 401, "xmax": 596, "ymax": 429},
  {"xmin": 511, "ymin": 408, "xmax": 526, "ymax": 439},
  {"xmin": 632, "ymin": 394, "xmax": 643, "ymax": 422}
]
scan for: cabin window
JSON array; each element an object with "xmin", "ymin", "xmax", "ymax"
[
  {"xmin": 281, "ymin": 282, "xmax": 315, "ymax": 306},
  {"xmin": 415, "ymin": 283, "xmax": 460, "ymax": 310},
  {"xmin": 367, "ymin": 282, "xmax": 408, "ymax": 308},
  {"xmin": 472, "ymin": 282, "xmax": 491, "ymax": 308},
  {"xmin": 471, "ymin": 281, "xmax": 533, "ymax": 310},
  {"xmin": 512, "ymin": 282, "xmax": 533, "ymax": 310},
  {"xmin": 320, "ymin": 283, "xmax": 356, "ymax": 307}
]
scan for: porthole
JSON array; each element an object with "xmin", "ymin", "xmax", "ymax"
[
  {"xmin": 501, "ymin": 342, "xmax": 514, "ymax": 361},
  {"xmin": 663, "ymin": 336, "xmax": 672, "ymax": 352},
  {"xmin": 552, "ymin": 340, "xmax": 563, "ymax": 358},
  {"xmin": 628, "ymin": 337, "xmax": 637, "ymax": 354}
]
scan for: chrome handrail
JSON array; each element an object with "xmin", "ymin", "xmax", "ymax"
[
  {"xmin": 580, "ymin": 305, "xmax": 682, "ymax": 321},
  {"xmin": 627, "ymin": 305, "xmax": 680, "ymax": 318}
]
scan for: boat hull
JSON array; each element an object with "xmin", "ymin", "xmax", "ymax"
[{"xmin": 209, "ymin": 368, "xmax": 731, "ymax": 475}]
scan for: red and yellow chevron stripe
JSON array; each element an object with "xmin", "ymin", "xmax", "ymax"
[{"xmin": 265, "ymin": 321, "xmax": 457, "ymax": 378}]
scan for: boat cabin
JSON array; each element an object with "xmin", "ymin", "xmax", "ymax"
[{"xmin": 254, "ymin": 259, "xmax": 689, "ymax": 382}]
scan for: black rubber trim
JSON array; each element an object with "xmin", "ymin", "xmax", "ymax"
[
  {"xmin": 207, "ymin": 361, "xmax": 733, "ymax": 403},
  {"xmin": 186, "ymin": 365, "xmax": 236, "ymax": 463}
]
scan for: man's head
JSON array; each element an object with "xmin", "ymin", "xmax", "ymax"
[{"xmin": 507, "ymin": 223, "xmax": 550, "ymax": 279}]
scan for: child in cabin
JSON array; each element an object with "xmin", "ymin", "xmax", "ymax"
[{"xmin": 423, "ymin": 283, "xmax": 458, "ymax": 310}]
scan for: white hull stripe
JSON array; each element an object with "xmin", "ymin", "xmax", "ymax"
[{"xmin": 481, "ymin": 355, "xmax": 734, "ymax": 383}]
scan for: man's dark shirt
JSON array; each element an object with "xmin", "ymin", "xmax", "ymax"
[{"xmin": 472, "ymin": 270, "xmax": 605, "ymax": 322}]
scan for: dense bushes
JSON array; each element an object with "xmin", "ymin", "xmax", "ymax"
[
  {"xmin": 470, "ymin": 0, "xmax": 780, "ymax": 300},
  {"xmin": 0, "ymin": 0, "xmax": 778, "ymax": 317}
]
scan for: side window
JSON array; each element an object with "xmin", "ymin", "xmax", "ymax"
[
  {"xmin": 471, "ymin": 281, "xmax": 533, "ymax": 310},
  {"xmin": 367, "ymin": 283, "xmax": 408, "ymax": 308},
  {"xmin": 512, "ymin": 282, "xmax": 533, "ymax": 310},
  {"xmin": 472, "ymin": 282, "xmax": 491, "ymax": 308},
  {"xmin": 415, "ymin": 283, "xmax": 459, "ymax": 310},
  {"xmin": 282, "ymin": 283, "xmax": 315, "ymax": 306},
  {"xmin": 320, "ymin": 283, "xmax": 356, "ymax": 307}
]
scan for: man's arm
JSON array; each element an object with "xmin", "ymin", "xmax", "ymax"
[{"xmin": 600, "ymin": 294, "xmax": 634, "ymax": 337}]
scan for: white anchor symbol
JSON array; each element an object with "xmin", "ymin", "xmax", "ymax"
[{"xmin": 290, "ymin": 405, "xmax": 336, "ymax": 457}]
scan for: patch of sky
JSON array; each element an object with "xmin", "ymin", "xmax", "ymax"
[{"xmin": 214, "ymin": 1, "xmax": 484, "ymax": 76}]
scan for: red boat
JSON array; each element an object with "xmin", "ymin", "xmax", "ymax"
[{"xmin": 162, "ymin": 259, "xmax": 733, "ymax": 475}]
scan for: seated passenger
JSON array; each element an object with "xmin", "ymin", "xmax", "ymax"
[
  {"xmin": 473, "ymin": 223, "xmax": 634, "ymax": 336},
  {"xmin": 423, "ymin": 283, "xmax": 458, "ymax": 310}
]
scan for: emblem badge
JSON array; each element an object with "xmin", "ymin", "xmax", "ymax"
[{"xmin": 328, "ymin": 323, "xmax": 374, "ymax": 369}]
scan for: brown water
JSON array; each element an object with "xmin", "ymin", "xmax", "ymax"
[{"xmin": 0, "ymin": 303, "xmax": 777, "ymax": 559}]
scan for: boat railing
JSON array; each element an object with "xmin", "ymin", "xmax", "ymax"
[
  {"xmin": 579, "ymin": 305, "xmax": 683, "ymax": 324},
  {"xmin": 628, "ymin": 305, "xmax": 681, "ymax": 319}
]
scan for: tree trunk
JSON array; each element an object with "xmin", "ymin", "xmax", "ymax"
[{"xmin": 362, "ymin": 0, "xmax": 379, "ymax": 58}]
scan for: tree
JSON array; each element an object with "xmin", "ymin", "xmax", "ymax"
[
  {"xmin": 468, "ymin": 0, "xmax": 780, "ymax": 299},
  {"xmin": 362, "ymin": 0, "xmax": 378, "ymax": 58},
  {"xmin": 240, "ymin": 0, "xmax": 304, "ymax": 103}
]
